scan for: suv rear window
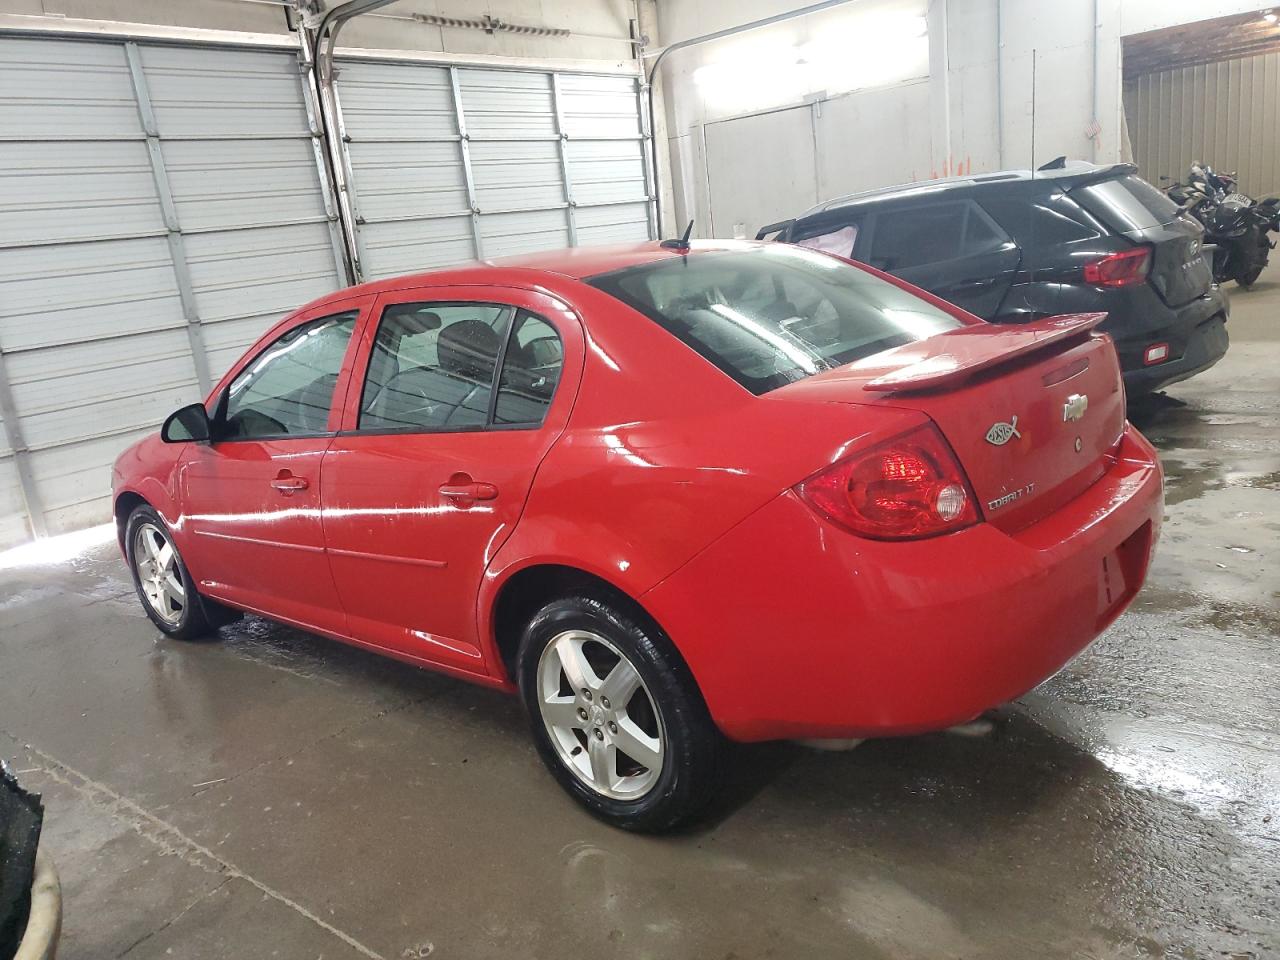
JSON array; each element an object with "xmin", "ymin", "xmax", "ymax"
[
  {"xmin": 587, "ymin": 245, "xmax": 963, "ymax": 395},
  {"xmin": 1074, "ymin": 174, "xmax": 1179, "ymax": 233}
]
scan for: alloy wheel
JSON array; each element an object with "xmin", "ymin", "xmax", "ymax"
[
  {"xmin": 536, "ymin": 629, "xmax": 666, "ymax": 800},
  {"xmin": 133, "ymin": 522, "xmax": 185, "ymax": 626}
]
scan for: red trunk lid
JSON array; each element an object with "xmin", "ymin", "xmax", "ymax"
[{"xmin": 772, "ymin": 314, "xmax": 1128, "ymax": 532}]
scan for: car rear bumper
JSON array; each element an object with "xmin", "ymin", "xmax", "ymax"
[
  {"xmin": 1120, "ymin": 314, "xmax": 1229, "ymax": 394},
  {"xmin": 642, "ymin": 425, "xmax": 1164, "ymax": 743}
]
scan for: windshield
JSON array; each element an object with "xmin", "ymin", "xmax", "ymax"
[{"xmin": 586, "ymin": 244, "xmax": 963, "ymax": 395}]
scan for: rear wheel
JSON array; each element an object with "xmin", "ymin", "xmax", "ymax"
[
  {"xmin": 125, "ymin": 505, "xmax": 219, "ymax": 641},
  {"xmin": 517, "ymin": 594, "xmax": 723, "ymax": 832}
]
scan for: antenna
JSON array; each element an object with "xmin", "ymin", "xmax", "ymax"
[
  {"xmin": 660, "ymin": 220, "xmax": 694, "ymax": 250},
  {"xmin": 1030, "ymin": 48, "xmax": 1037, "ymax": 177}
]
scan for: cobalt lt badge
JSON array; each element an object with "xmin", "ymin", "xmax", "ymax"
[
  {"xmin": 1062, "ymin": 393, "xmax": 1089, "ymax": 422},
  {"xmin": 985, "ymin": 416, "xmax": 1021, "ymax": 446}
]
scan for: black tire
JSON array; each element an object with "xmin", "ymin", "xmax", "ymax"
[
  {"xmin": 516, "ymin": 593, "xmax": 723, "ymax": 832},
  {"xmin": 124, "ymin": 504, "xmax": 222, "ymax": 641}
]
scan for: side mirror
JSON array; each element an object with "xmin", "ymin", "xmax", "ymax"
[{"xmin": 161, "ymin": 402, "xmax": 212, "ymax": 443}]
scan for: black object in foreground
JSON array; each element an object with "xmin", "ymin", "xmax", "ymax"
[{"xmin": 0, "ymin": 762, "xmax": 43, "ymax": 959}]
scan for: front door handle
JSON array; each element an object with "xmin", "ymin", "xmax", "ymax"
[
  {"xmin": 271, "ymin": 471, "xmax": 309, "ymax": 494},
  {"xmin": 439, "ymin": 476, "xmax": 498, "ymax": 505}
]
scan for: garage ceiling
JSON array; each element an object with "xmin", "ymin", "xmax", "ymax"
[{"xmin": 1123, "ymin": 10, "xmax": 1280, "ymax": 79}]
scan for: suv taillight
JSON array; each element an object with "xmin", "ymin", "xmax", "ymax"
[
  {"xmin": 795, "ymin": 424, "xmax": 979, "ymax": 540},
  {"xmin": 1083, "ymin": 246, "xmax": 1152, "ymax": 287}
]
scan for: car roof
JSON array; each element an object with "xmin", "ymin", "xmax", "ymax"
[
  {"xmin": 301, "ymin": 240, "xmax": 761, "ymax": 310},
  {"xmin": 797, "ymin": 161, "xmax": 1136, "ymax": 219}
]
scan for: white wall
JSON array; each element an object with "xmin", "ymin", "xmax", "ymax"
[{"xmin": 655, "ymin": 0, "xmax": 1280, "ymax": 238}]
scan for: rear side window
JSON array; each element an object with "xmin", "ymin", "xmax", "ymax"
[
  {"xmin": 359, "ymin": 303, "xmax": 511, "ymax": 431},
  {"xmin": 1074, "ymin": 174, "xmax": 1179, "ymax": 232},
  {"xmin": 868, "ymin": 201, "xmax": 1009, "ymax": 270},
  {"xmin": 587, "ymin": 245, "xmax": 963, "ymax": 396},
  {"xmin": 980, "ymin": 196, "xmax": 1102, "ymax": 246},
  {"xmin": 494, "ymin": 311, "xmax": 563, "ymax": 426}
]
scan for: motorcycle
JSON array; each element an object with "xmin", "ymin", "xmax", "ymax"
[{"xmin": 1162, "ymin": 163, "xmax": 1280, "ymax": 288}]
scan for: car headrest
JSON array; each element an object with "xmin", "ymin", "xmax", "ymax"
[
  {"xmin": 437, "ymin": 318, "xmax": 500, "ymax": 380},
  {"xmin": 383, "ymin": 306, "xmax": 442, "ymax": 335}
]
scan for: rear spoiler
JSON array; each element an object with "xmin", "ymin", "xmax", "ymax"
[
  {"xmin": 1060, "ymin": 162, "xmax": 1138, "ymax": 192},
  {"xmin": 755, "ymin": 219, "xmax": 794, "ymax": 241},
  {"xmin": 863, "ymin": 313, "xmax": 1108, "ymax": 393}
]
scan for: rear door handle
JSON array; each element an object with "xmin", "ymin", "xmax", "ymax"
[
  {"xmin": 271, "ymin": 472, "xmax": 309, "ymax": 493},
  {"xmin": 439, "ymin": 479, "xmax": 498, "ymax": 503}
]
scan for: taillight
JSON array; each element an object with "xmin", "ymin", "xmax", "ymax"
[
  {"xmin": 1083, "ymin": 246, "xmax": 1152, "ymax": 287},
  {"xmin": 795, "ymin": 423, "xmax": 980, "ymax": 540}
]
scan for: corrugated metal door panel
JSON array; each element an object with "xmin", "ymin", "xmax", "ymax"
[
  {"xmin": 1130, "ymin": 50, "xmax": 1280, "ymax": 197},
  {"xmin": 457, "ymin": 69, "xmax": 556, "ymax": 139},
  {"xmin": 29, "ymin": 427, "xmax": 155, "ymax": 532},
  {"xmin": 574, "ymin": 203, "xmax": 651, "ymax": 246},
  {"xmin": 346, "ymin": 141, "xmax": 469, "ymax": 221},
  {"xmin": 336, "ymin": 60, "xmax": 456, "ymax": 139},
  {"xmin": 0, "ymin": 38, "xmax": 141, "ymax": 139},
  {"xmin": 0, "ymin": 36, "xmax": 346, "ymax": 542},
  {"xmin": 565, "ymin": 140, "xmax": 647, "ymax": 206},
  {"xmin": 0, "ymin": 142, "xmax": 163, "ymax": 247},
  {"xmin": 185, "ymin": 223, "xmax": 338, "ymax": 325},
  {"xmin": 479, "ymin": 209, "xmax": 569, "ymax": 258},
  {"xmin": 0, "ymin": 459, "xmax": 27, "ymax": 549},
  {"xmin": 358, "ymin": 218, "xmax": 477, "ymax": 280},
  {"xmin": 335, "ymin": 58, "xmax": 473, "ymax": 279},
  {"xmin": 162, "ymin": 139, "xmax": 329, "ymax": 232},
  {"xmin": 471, "ymin": 140, "xmax": 564, "ymax": 210},
  {"xmin": 336, "ymin": 57, "xmax": 651, "ymax": 280},
  {"xmin": 0, "ymin": 237, "xmax": 186, "ymax": 351},
  {"xmin": 137, "ymin": 45, "xmax": 311, "ymax": 138},
  {"xmin": 556, "ymin": 74, "xmax": 641, "ymax": 138}
]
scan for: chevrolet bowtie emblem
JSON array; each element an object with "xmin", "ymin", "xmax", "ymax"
[
  {"xmin": 985, "ymin": 416, "xmax": 1021, "ymax": 446},
  {"xmin": 1062, "ymin": 394, "xmax": 1089, "ymax": 422}
]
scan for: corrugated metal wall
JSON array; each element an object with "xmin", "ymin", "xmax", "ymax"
[
  {"xmin": 0, "ymin": 35, "xmax": 345, "ymax": 544},
  {"xmin": 0, "ymin": 33, "xmax": 653, "ymax": 548},
  {"xmin": 335, "ymin": 59, "xmax": 654, "ymax": 280},
  {"xmin": 1126, "ymin": 50, "xmax": 1280, "ymax": 198}
]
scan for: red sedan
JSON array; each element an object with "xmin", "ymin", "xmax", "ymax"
[{"xmin": 112, "ymin": 240, "xmax": 1162, "ymax": 830}]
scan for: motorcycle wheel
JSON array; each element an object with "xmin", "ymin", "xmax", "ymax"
[{"xmin": 1236, "ymin": 265, "xmax": 1264, "ymax": 288}]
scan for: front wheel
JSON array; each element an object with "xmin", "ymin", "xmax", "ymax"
[
  {"xmin": 517, "ymin": 594, "xmax": 723, "ymax": 832},
  {"xmin": 124, "ymin": 505, "xmax": 217, "ymax": 641}
]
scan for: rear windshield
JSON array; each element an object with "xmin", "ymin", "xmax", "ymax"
[
  {"xmin": 587, "ymin": 245, "xmax": 963, "ymax": 395},
  {"xmin": 1074, "ymin": 174, "xmax": 1179, "ymax": 233}
]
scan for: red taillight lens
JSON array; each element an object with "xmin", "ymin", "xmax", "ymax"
[
  {"xmin": 795, "ymin": 424, "xmax": 980, "ymax": 540},
  {"xmin": 1083, "ymin": 246, "xmax": 1152, "ymax": 287}
]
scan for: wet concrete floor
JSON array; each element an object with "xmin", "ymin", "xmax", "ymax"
[{"xmin": 2, "ymin": 274, "xmax": 1278, "ymax": 960}]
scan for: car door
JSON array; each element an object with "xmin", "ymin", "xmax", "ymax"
[
  {"xmin": 320, "ymin": 285, "xmax": 581, "ymax": 677},
  {"xmin": 863, "ymin": 199, "xmax": 1021, "ymax": 318},
  {"xmin": 176, "ymin": 298, "xmax": 370, "ymax": 637}
]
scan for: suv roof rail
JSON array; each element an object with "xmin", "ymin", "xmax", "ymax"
[{"xmin": 755, "ymin": 219, "xmax": 794, "ymax": 241}]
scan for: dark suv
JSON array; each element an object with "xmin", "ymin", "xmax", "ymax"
[{"xmin": 758, "ymin": 162, "xmax": 1229, "ymax": 394}]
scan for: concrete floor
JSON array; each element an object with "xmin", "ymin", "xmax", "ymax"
[{"xmin": 2, "ymin": 279, "xmax": 1278, "ymax": 960}]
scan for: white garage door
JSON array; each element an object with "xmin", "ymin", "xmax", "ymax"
[
  {"xmin": 334, "ymin": 58, "xmax": 654, "ymax": 280},
  {"xmin": 0, "ymin": 35, "xmax": 346, "ymax": 544}
]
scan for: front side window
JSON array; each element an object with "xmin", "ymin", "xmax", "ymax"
[
  {"xmin": 221, "ymin": 311, "xmax": 358, "ymax": 439},
  {"xmin": 793, "ymin": 223, "xmax": 859, "ymax": 258},
  {"xmin": 587, "ymin": 244, "xmax": 963, "ymax": 396},
  {"xmin": 360, "ymin": 303, "xmax": 511, "ymax": 431}
]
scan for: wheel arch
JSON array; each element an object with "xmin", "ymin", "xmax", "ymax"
[{"xmin": 485, "ymin": 561, "xmax": 678, "ymax": 687}]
